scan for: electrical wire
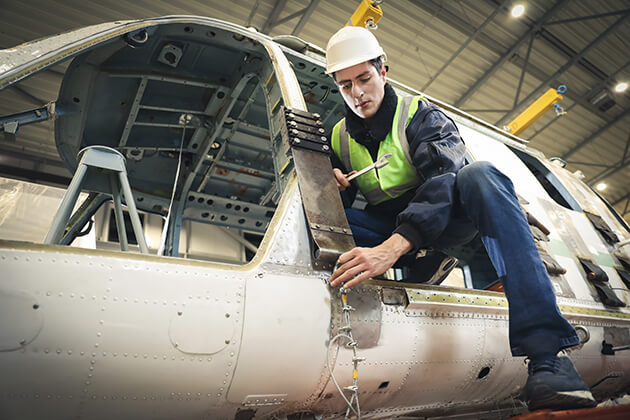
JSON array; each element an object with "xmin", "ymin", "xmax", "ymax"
[
  {"xmin": 327, "ymin": 333, "xmax": 360, "ymax": 418},
  {"xmin": 157, "ymin": 116, "xmax": 188, "ymax": 256}
]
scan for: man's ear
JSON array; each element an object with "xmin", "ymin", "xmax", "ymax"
[{"xmin": 379, "ymin": 63, "xmax": 387, "ymax": 80}]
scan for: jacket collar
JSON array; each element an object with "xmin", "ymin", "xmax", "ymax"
[{"xmin": 344, "ymin": 83, "xmax": 397, "ymax": 147}]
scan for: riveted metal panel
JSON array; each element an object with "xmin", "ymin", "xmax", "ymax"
[
  {"xmin": 0, "ymin": 246, "xmax": 246, "ymax": 420},
  {"xmin": 226, "ymin": 273, "xmax": 330, "ymax": 405},
  {"xmin": 0, "ymin": 289, "xmax": 43, "ymax": 351}
]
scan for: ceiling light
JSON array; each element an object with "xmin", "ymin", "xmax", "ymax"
[
  {"xmin": 615, "ymin": 82, "xmax": 628, "ymax": 93},
  {"xmin": 596, "ymin": 183, "xmax": 607, "ymax": 191},
  {"xmin": 511, "ymin": 4, "xmax": 525, "ymax": 18}
]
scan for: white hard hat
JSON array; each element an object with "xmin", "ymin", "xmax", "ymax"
[{"xmin": 325, "ymin": 26, "xmax": 387, "ymax": 75}]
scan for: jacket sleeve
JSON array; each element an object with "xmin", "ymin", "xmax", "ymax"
[
  {"xmin": 330, "ymin": 142, "xmax": 358, "ymax": 209},
  {"xmin": 392, "ymin": 101, "xmax": 466, "ymax": 250}
]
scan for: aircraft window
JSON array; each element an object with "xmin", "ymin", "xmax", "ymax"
[
  {"xmin": 507, "ymin": 147, "xmax": 581, "ymax": 211},
  {"xmin": 593, "ymin": 190, "xmax": 630, "ymax": 234}
]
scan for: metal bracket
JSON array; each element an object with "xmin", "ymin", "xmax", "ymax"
[
  {"xmin": 309, "ymin": 223, "xmax": 353, "ymax": 236},
  {"xmin": 280, "ymin": 107, "xmax": 330, "ymax": 153}
]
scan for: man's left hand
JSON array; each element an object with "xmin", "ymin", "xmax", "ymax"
[{"xmin": 329, "ymin": 233, "xmax": 413, "ymax": 288}]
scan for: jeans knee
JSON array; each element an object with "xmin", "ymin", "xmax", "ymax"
[{"xmin": 456, "ymin": 161, "xmax": 513, "ymax": 200}]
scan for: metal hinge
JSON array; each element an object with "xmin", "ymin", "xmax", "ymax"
[{"xmin": 281, "ymin": 107, "xmax": 330, "ymax": 153}]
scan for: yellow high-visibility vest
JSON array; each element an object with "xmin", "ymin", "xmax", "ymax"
[{"xmin": 331, "ymin": 95, "xmax": 422, "ymax": 205}]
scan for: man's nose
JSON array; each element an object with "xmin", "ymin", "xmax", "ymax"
[{"xmin": 352, "ymin": 83, "xmax": 363, "ymax": 99}]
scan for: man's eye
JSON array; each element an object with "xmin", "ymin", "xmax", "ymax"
[
  {"xmin": 342, "ymin": 84, "xmax": 351, "ymax": 90},
  {"xmin": 360, "ymin": 77, "xmax": 370, "ymax": 83}
]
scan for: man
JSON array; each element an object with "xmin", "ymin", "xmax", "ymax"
[{"xmin": 325, "ymin": 26, "xmax": 596, "ymax": 411}]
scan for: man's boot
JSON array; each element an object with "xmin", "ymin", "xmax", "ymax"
[{"xmin": 521, "ymin": 335, "xmax": 597, "ymax": 411}]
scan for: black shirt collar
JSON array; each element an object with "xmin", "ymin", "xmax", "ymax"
[{"xmin": 344, "ymin": 83, "xmax": 397, "ymax": 147}]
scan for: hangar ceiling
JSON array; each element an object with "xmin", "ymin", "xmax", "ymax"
[{"xmin": 1, "ymin": 0, "xmax": 629, "ymax": 223}]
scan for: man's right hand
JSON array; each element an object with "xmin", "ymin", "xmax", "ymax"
[{"xmin": 333, "ymin": 168, "xmax": 356, "ymax": 191}]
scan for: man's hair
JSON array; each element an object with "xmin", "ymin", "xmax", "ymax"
[
  {"xmin": 332, "ymin": 56, "xmax": 385, "ymax": 81},
  {"xmin": 368, "ymin": 56, "xmax": 383, "ymax": 73}
]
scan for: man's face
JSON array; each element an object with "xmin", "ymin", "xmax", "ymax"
[{"xmin": 335, "ymin": 61, "xmax": 386, "ymax": 122}]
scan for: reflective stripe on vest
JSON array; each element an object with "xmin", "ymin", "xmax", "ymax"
[{"xmin": 332, "ymin": 95, "xmax": 422, "ymax": 205}]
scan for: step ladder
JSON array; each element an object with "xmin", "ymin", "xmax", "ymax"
[{"xmin": 44, "ymin": 145, "xmax": 148, "ymax": 253}]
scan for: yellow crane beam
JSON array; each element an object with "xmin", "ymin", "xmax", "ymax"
[{"xmin": 504, "ymin": 86, "xmax": 566, "ymax": 136}]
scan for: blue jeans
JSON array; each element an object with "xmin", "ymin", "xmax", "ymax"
[{"xmin": 346, "ymin": 161, "xmax": 579, "ymax": 357}]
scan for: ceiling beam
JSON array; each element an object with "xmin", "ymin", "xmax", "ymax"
[
  {"xmin": 495, "ymin": 11, "xmax": 630, "ymax": 127},
  {"xmin": 587, "ymin": 132, "xmax": 630, "ymax": 185},
  {"xmin": 545, "ymin": 8, "xmax": 630, "ymax": 26},
  {"xmin": 421, "ymin": 0, "xmax": 510, "ymax": 92},
  {"xmin": 246, "ymin": 0, "xmax": 262, "ymax": 27},
  {"xmin": 613, "ymin": 191, "xmax": 630, "ymax": 206},
  {"xmin": 562, "ymin": 107, "xmax": 630, "ymax": 159},
  {"xmin": 261, "ymin": 0, "xmax": 288, "ymax": 34},
  {"xmin": 292, "ymin": 0, "xmax": 321, "ymax": 36},
  {"xmin": 513, "ymin": 33, "xmax": 535, "ymax": 108},
  {"xmin": 527, "ymin": 59, "xmax": 630, "ymax": 141},
  {"xmin": 452, "ymin": 0, "xmax": 569, "ymax": 108},
  {"xmin": 413, "ymin": 0, "xmax": 611, "ymax": 121}
]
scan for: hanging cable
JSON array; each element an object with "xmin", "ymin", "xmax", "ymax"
[
  {"xmin": 327, "ymin": 286, "xmax": 365, "ymax": 419},
  {"xmin": 157, "ymin": 114, "xmax": 190, "ymax": 256}
]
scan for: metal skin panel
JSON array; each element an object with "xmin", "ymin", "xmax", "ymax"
[
  {"xmin": 318, "ymin": 301, "xmax": 417, "ymax": 414},
  {"xmin": 0, "ymin": 246, "xmax": 246, "ymax": 420},
  {"xmin": 556, "ymin": 254, "xmax": 599, "ymax": 303},
  {"xmin": 227, "ymin": 184, "xmax": 332, "ymax": 417},
  {"xmin": 260, "ymin": 183, "xmax": 314, "ymax": 272},
  {"xmin": 225, "ymin": 272, "xmax": 330, "ymax": 411},
  {"xmin": 0, "ymin": 289, "xmax": 43, "ymax": 351}
]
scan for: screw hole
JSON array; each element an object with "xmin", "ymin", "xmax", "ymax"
[
  {"xmin": 33, "ymin": 304, "xmax": 39, "ymax": 310},
  {"xmin": 73, "ymin": 97, "xmax": 80, "ymax": 103},
  {"xmin": 477, "ymin": 367, "xmax": 491, "ymax": 379},
  {"xmin": 164, "ymin": 52, "xmax": 177, "ymax": 64},
  {"xmin": 378, "ymin": 381, "xmax": 389, "ymax": 389}
]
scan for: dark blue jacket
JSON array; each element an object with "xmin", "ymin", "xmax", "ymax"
[{"xmin": 331, "ymin": 83, "xmax": 466, "ymax": 250}]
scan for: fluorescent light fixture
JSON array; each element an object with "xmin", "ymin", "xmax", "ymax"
[
  {"xmin": 511, "ymin": 4, "xmax": 525, "ymax": 18},
  {"xmin": 615, "ymin": 82, "xmax": 628, "ymax": 93},
  {"xmin": 596, "ymin": 183, "xmax": 607, "ymax": 191}
]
